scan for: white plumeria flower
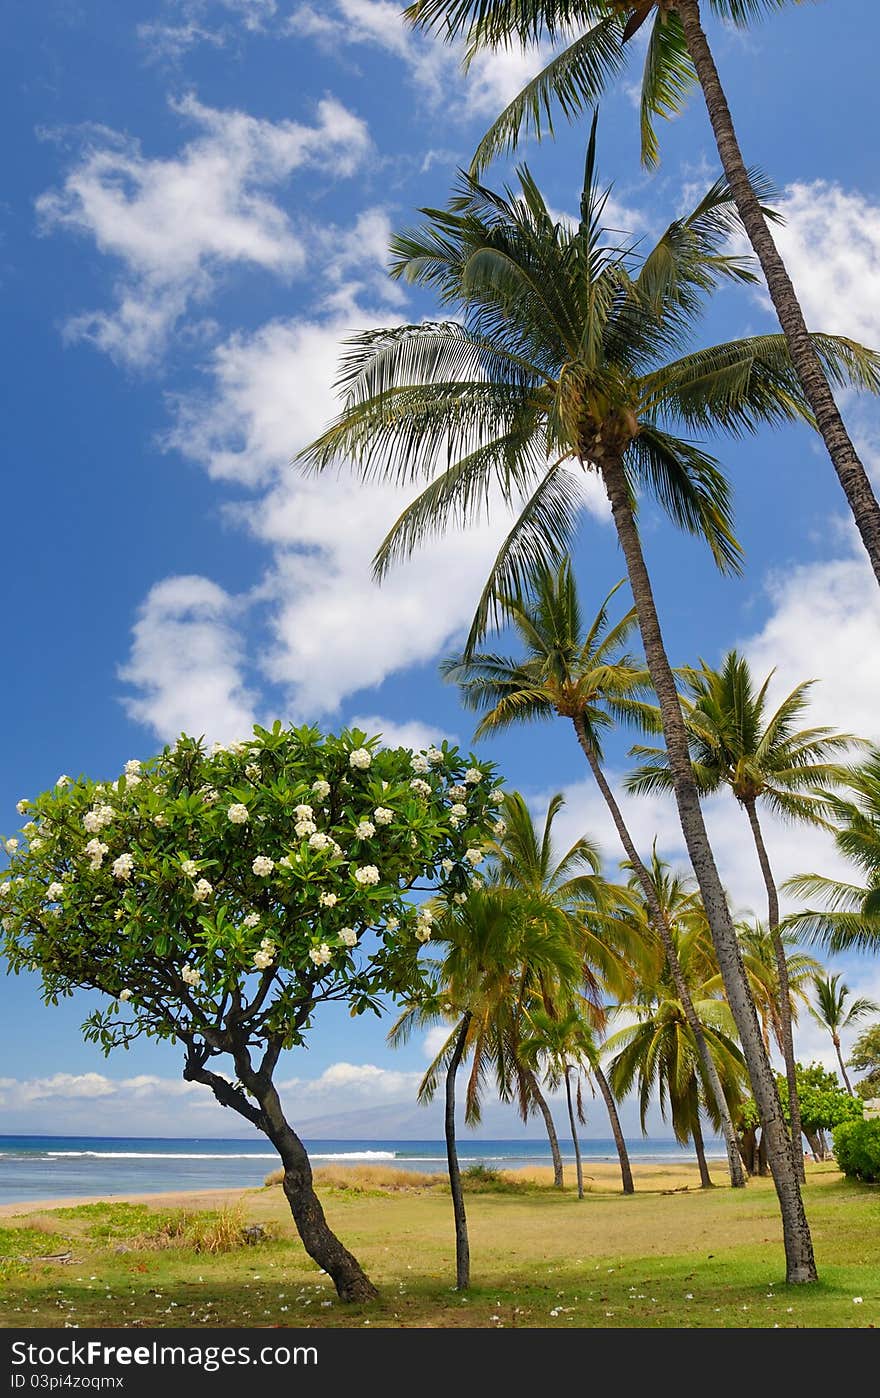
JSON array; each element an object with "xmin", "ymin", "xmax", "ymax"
[
  {"xmin": 22, "ymin": 822, "xmax": 37, "ymax": 837},
  {"xmin": 153, "ymin": 814, "xmax": 168, "ymax": 827},
  {"xmin": 295, "ymin": 819, "xmax": 317, "ymax": 838},
  {"xmin": 243, "ymin": 912, "xmax": 261, "ymax": 928},
  {"xmin": 181, "ymin": 965, "xmax": 202, "ymax": 987},
  {"xmin": 112, "ymin": 853, "xmax": 134, "ymax": 881},
  {"xmin": 386, "ymin": 916, "xmax": 399, "ymax": 931},
  {"xmin": 228, "ymin": 740, "xmax": 248, "ymax": 755},
  {"xmin": 853, "ymin": 1297, "xmax": 864, "ymax": 1304},
  {"xmin": 84, "ymin": 838, "xmax": 107, "ymax": 869},
  {"xmin": 181, "ymin": 859, "xmax": 198, "ymax": 877},
  {"xmin": 311, "ymin": 780, "xmax": 331, "ymax": 800},
  {"xmin": 124, "ymin": 773, "xmax": 142, "ymax": 789},
  {"xmin": 260, "ymin": 937, "xmax": 273, "ymax": 948},
  {"xmin": 450, "ymin": 817, "xmax": 462, "ymax": 831},
  {"xmin": 426, "ymin": 747, "xmax": 443, "ymax": 765},
  {"xmin": 319, "ymin": 892, "xmax": 338, "ymax": 908},
  {"xmin": 471, "ymin": 875, "xmax": 483, "ymax": 890},
  {"xmin": 253, "ymin": 947, "xmax": 275, "ymax": 970},
  {"xmin": 309, "ymin": 943, "xmax": 332, "ymax": 966},
  {"xmin": 0, "ymin": 882, "xmax": 9, "ymax": 897},
  {"xmin": 29, "ymin": 838, "xmax": 43, "ymax": 852},
  {"xmin": 493, "ymin": 820, "xmax": 507, "ymax": 838},
  {"xmin": 441, "ymin": 858, "xmax": 454, "ymax": 873},
  {"xmin": 354, "ymin": 865, "xmax": 380, "ymax": 886},
  {"xmin": 210, "ymin": 741, "xmax": 226, "ymax": 756},
  {"xmin": 453, "ymin": 893, "xmax": 467, "ymax": 905},
  {"xmin": 373, "ymin": 807, "xmax": 394, "ymax": 825},
  {"xmin": 16, "ymin": 800, "xmax": 28, "ymax": 816},
  {"xmin": 119, "ymin": 989, "xmax": 132, "ymax": 1002},
  {"xmin": 411, "ymin": 754, "xmax": 430, "ymax": 774},
  {"xmin": 193, "ymin": 878, "xmax": 213, "ymax": 901},
  {"xmin": 415, "ymin": 925, "xmax": 432, "ymax": 943},
  {"xmin": 308, "ymin": 831, "xmax": 332, "ymax": 852},
  {"xmin": 418, "ymin": 907, "xmax": 435, "ymax": 924},
  {"xmin": 465, "ymin": 848, "xmax": 484, "ymax": 867},
  {"xmin": 340, "ymin": 927, "xmax": 357, "ymax": 947},
  {"xmin": 489, "ymin": 788, "xmax": 505, "ymax": 805},
  {"xmin": 56, "ymin": 775, "xmax": 71, "ymax": 788},
  {"xmin": 278, "ymin": 855, "xmax": 292, "ymax": 869},
  {"xmin": 448, "ymin": 786, "xmax": 468, "ymax": 801},
  {"xmin": 450, "ymin": 804, "xmax": 467, "ymax": 819},
  {"xmin": 245, "ymin": 763, "xmax": 260, "ymax": 781},
  {"xmin": 464, "ymin": 768, "xmax": 483, "ymax": 785},
  {"xmin": 46, "ymin": 882, "xmax": 65, "ymax": 902},
  {"xmin": 227, "ymin": 803, "xmax": 249, "ymax": 825},
  {"xmin": 294, "ymin": 804, "xmax": 314, "ymax": 821},
  {"xmin": 124, "ymin": 760, "xmax": 141, "ymax": 776},
  {"xmin": 83, "ymin": 811, "xmax": 104, "ymax": 833},
  {"xmin": 410, "ymin": 779, "xmax": 431, "ymax": 797},
  {"xmin": 252, "ymin": 855, "xmax": 275, "ymax": 877},
  {"xmin": 349, "ymin": 748, "xmax": 372, "ymax": 771},
  {"xmin": 201, "ymin": 788, "xmax": 218, "ymax": 805},
  {"xmin": 355, "ymin": 820, "xmax": 375, "ymax": 839}
]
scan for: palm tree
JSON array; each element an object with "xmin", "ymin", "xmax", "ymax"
[
  {"xmin": 490, "ymin": 789, "xmax": 635, "ymax": 1184},
  {"xmin": 298, "ymin": 143, "xmax": 876, "ymax": 1280},
  {"xmin": 445, "ymin": 561, "xmax": 747, "ymax": 1187},
  {"xmin": 785, "ymin": 750, "xmax": 880, "ymax": 958},
  {"xmin": 733, "ymin": 920, "xmax": 821, "ymax": 1063},
  {"xmin": 627, "ymin": 649, "xmax": 860, "ymax": 1175},
  {"xmin": 808, "ymin": 973, "xmax": 879, "ymax": 1097},
  {"xmin": 607, "ymin": 915, "xmax": 748, "ymax": 1189},
  {"xmin": 389, "ymin": 884, "xmax": 583, "ymax": 1287},
  {"xmin": 404, "ymin": 0, "xmax": 880, "ymax": 586}
]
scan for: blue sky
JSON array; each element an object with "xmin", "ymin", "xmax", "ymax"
[{"xmin": 3, "ymin": 0, "xmax": 880, "ymax": 1140}]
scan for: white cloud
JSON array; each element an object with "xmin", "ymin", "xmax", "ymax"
[
  {"xmin": 118, "ymin": 575, "xmax": 258, "ymax": 743},
  {"xmin": 348, "ymin": 715, "xmax": 455, "ymax": 752},
  {"xmin": 287, "ymin": 1, "xmax": 550, "ymax": 118},
  {"xmin": 37, "ymin": 94, "xmax": 371, "ymax": 366},
  {"xmin": 139, "ymin": 0, "xmax": 278, "ymax": 59}
]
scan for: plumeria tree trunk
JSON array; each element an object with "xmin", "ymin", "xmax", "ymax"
[
  {"xmin": 573, "ymin": 719, "xmax": 746, "ymax": 1189},
  {"xmin": 185, "ymin": 1044, "xmax": 378, "ymax": 1303},
  {"xmin": 743, "ymin": 798, "xmax": 805, "ymax": 1181},
  {"xmin": 527, "ymin": 1069, "xmax": 565, "ymax": 1187},
  {"xmin": 564, "ymin": 1066, "xmax": 585, "ymax": 1199},
  {"xmin": 600, "ymin": 453, "xmax": 818, "ymax": 1284},
  {"xmin": 592, "ymin": 1063, "xmax": 634, "ymax": 1195},
  {"xmin": 674, "ymin": 0, "xmax": 880, "ymax": 588},
  {"xmin": 692, "ymin": 1113, "xmax": 713, "ymax": 1190},
  {"xmin": 446, "ymin": 1013, "xmax": 472, "ymax": 1290}
]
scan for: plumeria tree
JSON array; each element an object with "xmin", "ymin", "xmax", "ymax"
[{"xmin": 0, "ymin": 722, "xmax": 503, "ymax": 1303}]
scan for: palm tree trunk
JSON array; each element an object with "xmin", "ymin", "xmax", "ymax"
[
  {"xmin": 674, "ymin": 0, "xmax": 880, "ymax": 588},
  {"xmin": 833, "ymin": 1035, "xmax": 855, "ymax": 1096},
  {"xmin": 692, "ymin": 1113, "xmax": 713, "ymax": 1189},
  {"xmin": 573, "ymin": 718, "xmax": 746, "ymax": 1189},
  {"xmin": 446, "ymin": 1012, "xmax": 471, "ymax": 1290},
  {"xmin": 564, "ymin": 1066, "xmax": 584, "ymax": 1198},
  {"xmin": 743, "ymin": 798, "xmax": 805, "ymax": 1181},
  {"xmin": 600, "ymin": 453, "xmax": 817, "ymax": 1283},
  {"xmin": 592, "ymin": 1062, "xmax": 635, "ymax": 1194},
  {"xmin": 527, "ymin": 1068, "xmax": 565, "ymax": 1187}
]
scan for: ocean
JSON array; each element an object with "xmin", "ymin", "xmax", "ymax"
[{"xmin": 0, "ymin": 1135, "xmax": 725, "ymax": 1206}]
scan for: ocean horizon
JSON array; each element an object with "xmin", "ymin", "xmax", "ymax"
[{"xmin": 0, "ymin": 1134, "xmax": 727, "ymax": 1205}]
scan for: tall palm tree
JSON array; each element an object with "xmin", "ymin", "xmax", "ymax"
[
  {"xmin": 627, "ymin": 649, "xmax": 859, "ymax": 1175},
  {"xmin": 404, "ymin": 0, "xmax": 880, "ymax": 587},
  {"xmin": 445, "ymin": 562, "xmax": 747, "ymax": 1187},
  {"xmin": 389, "ymin": 884, "xmax": 583, "ymax": 1287},
  {"xmin": 784, "ymin": 750, "xmax": 880, "ymax": 956},
  {"xmin": 808, "ymin": 973, "xmax": 879, "ymax": 1097},
  {"xmin": 607, "ymin": 916, "xmax": 749, "ymax": 1189},
  {"xmin": 733, "ymin": 920, "xmax": 821, "ymax": 1063},
  {"xmin": 491, "ymin": 789, "xmax": 635, "ymax": 1182},
  {"xmin": 299, "ymin": 143, "xmax": 879, "ymax": 1279}
]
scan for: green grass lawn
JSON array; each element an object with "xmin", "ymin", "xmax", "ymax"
[{"xmin": 0, "ymin": 1163, "xmax": 877, "ymax": 1329}]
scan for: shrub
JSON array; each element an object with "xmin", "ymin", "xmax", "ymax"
[{"xmin": 833, "ymin": 1117, "xmax": 880, "ymax": 1182}]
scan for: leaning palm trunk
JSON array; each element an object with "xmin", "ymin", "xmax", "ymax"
[
  {"xmin": 834, "ymin": 1038, "xmax": 855, "ymax": 1097},
  {"xmin": 564, "ymin": 1066, "xmax": 584, "ymax": 1199},
  {"xmin": 572, "ymin": 718, "xmax": 746, "ymax": 1189},
  {"xmin": 527, "ymin": 1069, "xmax": 565, "ymax": 1187},
  {"xmin": 743, "ymin": 798, "xmax": 805, "ymax": 1182},
  {"xmin": 592, "ymin": 1062, "xmax": 634, "ymax": 1194},
  {"xmin": 446, "ymin": 1013, "xmax": 472, "ymax": 1290},
  {"xmin": 674, "ymin": 0, "xmax": 880, "ymax": 588},
  {"xmin": 692, "ymin": 1114, "xmax": 713, "ymax": 1190},
  {"xmin": 600, "ymin": 453, "xmax": 817, "ymax": 1284}
]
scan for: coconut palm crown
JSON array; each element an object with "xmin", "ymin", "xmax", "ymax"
[{"xmin": 300, "ymin": 121, "xmax": 880, "ymax": 654}]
